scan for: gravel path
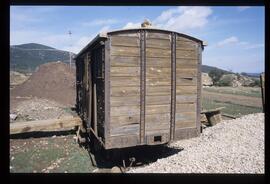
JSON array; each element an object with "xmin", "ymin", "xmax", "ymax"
[
  {"xmin": 10, "ymin": 97, "xmax": 73, "ymax": 122},
  {"xmin": 128, "ymin": 113, "xmax": 264, "ymax": 173}
]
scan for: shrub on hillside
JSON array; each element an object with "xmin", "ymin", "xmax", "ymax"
[
  {"xmin": 216, "ymin": 76, "xmax": 232, "ymax": 86},
  {"xmin": 248, "ymin": 79, "xmax": 261, "ymax": 87},
  {"xmin": 208, "ymin": 69, "xmax": 225, "ymax": 85}
]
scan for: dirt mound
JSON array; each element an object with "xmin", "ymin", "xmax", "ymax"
[
  {"xmin": 11, "ymin": 62, "xmax": 76, "ymax": 106},
  {"xmin": 10, "ymin": 71, "xmax": 30, "ymax": 87}
]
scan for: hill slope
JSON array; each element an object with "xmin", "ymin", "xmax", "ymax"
[
  {"xmin": 10, "ymin": 43, "xmax": 74, "ymax": 73},
  {"xmin": 201, "ymin": 65, "xmax": 231, "ymax": 74},
  {"xmin": 10, "ymin": 61, "xmax": 75, "ymax": 106}
]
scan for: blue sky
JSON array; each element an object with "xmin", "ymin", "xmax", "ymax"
[{"xmin": 10, "ymin": 6, "xmax": 265, "ymax": 73}]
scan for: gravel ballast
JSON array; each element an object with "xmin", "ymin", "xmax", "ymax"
[{"xmin": 128, "ymin": 113, "xmax": 264, "ymax": 173}]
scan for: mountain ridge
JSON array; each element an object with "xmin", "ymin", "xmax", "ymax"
[{"xmin": 10, "ymin": 43, "xmax": 75, "ymax": 73}]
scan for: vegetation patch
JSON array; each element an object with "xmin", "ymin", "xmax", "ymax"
[{"xmin": 201, "ymin": 98, "xmax": 262, "ymax": 118}]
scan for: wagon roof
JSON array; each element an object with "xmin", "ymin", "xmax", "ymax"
[
  {"xmin": 75, "ymin": 27, "xmax": 205, "ymax": 59},
  {"xmin": 108, "ymin": 27, "xmax": 204, "ymax": 43}
]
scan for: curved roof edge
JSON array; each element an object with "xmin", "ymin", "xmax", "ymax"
[
  {"xmin": 74, "ymin": 33, "xmax": 107, "ymax": 60},
  {"xmin": 75, "ymin": 27, "xmax": 206, "ymax": 59},
  {"xmin": 108, "ymin": 27, "xmax": 204, "ymax": 45}
]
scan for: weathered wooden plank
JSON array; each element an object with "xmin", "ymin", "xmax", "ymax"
[
  {"xmin": 110, "ymin": 76, "xmax": 140, "ymax": 87},
  {"xmin": 146, "ymin": 113, "xmax": 170, "ymax": 124},
  {"xmin": 146, "ymin": 38, "xmax": 171, "ymax": 49},
  {"xmin": 146, "ymin": 95, "xmax": 171, "ymax": 105},
  {"xmin": 145, "ymin": 123, "xmax": 170, "ymax": 132},
  {"xmin": 146, "ymin": 130, "xmax": 171, "ymax": 137},
  {"xmin": 111, "ymin": 86, "xmax": 140, "ymax": 97},
  {"xmin": 10, "ymin": 116, "xmax": 82, "ymax": 134},
  {"xmin": 176, "ymin": 77, "xmax": 197, "ymax": 86},
  {"xmin": 110, "ymin": 56, "xmax": 140, "ymax": 67},
  {"xmin": 176, "ymin": 95, "xmax": 197, "ymax": 103},
  {"xmin": 111, "ymin": 115, "xmax": 140, "ymax": 127},
  {"xmin": 175, "ymin": 103, "xmax": 196, "ymax": 113},
  {"xmin": 111, "ymin": 105, "xmax": 140, "ymax": 117},
  {"xmin": 110, "ymin": 96, "xmax": 140, "ymax": 106},
  {"xmin": 175, "ymin": 112, "xmax": 196, "ymax": 122},
  {"xmin": 146, "ymin": 57, "xmax": 171, "ymax": 67},
  {"xmin": 175, "ymin": 121, "xmax": 196, "ymax": 128},
  {"xmin": 111, "ymin": 36, "xmax": 140, "ymax": 47},
  {"xmin": 146, "ymin": 77, "xmax": 171, "ymax": 86},
  {"xmin": 176, "ymin": 41, "xmax": 197, "ymax": 49},
  {"xmin": 176, "ymin": 58, "xmax": 197, "ymax": 65},
  {"xmin": 112, "ymin": 32, "xmax": 139, "ymax": 37},
  {"xmin": 146, "ymin": 85, "xmax": 171, "ymax": 96},
  {"xmin": 111, "ymin": 46, "xmax": 140, "ymax": 57},
  {"xmin": 176, "ymin": 56, "xmax": 198, "ymax": 60},
  {"xmin": 147, "ymin": 32, "xmax": 170, "ymax": 40},
  {"xmin": 176, "ymin": 63, "xmax": 197, "ymax": 69},
  {"xmin": 176, "ymin": 36, "xmax": 196, "ymax": 43},
  {"xmin": 145, "ymin": 104, "xmax": 171, "ymax": 114},
  {"xmin": 176, "ymin": 68, "xmax": 197, "ymax": 77},
  {"xmin": 146, "ymin": 48, "xmax": 171, "ymax": 58},
  {"xmin": 110, "ymin": 124, "xmax": 140, "ymax": 136},
  {"xmin": 146, "ymin": 67, "xmax": 171, "ymax": 78},
  {"xmin": 111, "ymin": 66, "xmax": 140, "ymax": 77},
  {"xmin": 176, "ymin": 49, "xmax": 197, "ymax": 59},
  {"xmin": 176, "ymin": 85, "xmax": 197, "ymax": 95}
]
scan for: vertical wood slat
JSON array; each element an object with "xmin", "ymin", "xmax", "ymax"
[
  {"xmin": 105, "ymin": 39, "xmax": 110, "ymax": 139},
  {"xmin": 197, "ymin": 43, "xmax": 202, "ymax": 134},
  {"xmin": 140, "ymin": 30, "xmax": 146, "ymax": 144},
  {"xmin": 170, "ymin": 33, "xmax": 176, "ymax": 140},
  {"xmin": 87, "ymin": 53, "xmax": 92, "ymax": 129}
]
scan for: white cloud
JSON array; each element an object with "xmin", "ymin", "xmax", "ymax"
[
  {"xmin": 99, "ymin": 25, "xmax": 111, "ymax": 33},
  {"xmin": 122, "ymin": 7, "xmax": 212, "ymax": 32},
  {"xmin": 154, "ymin": 6, "xmax": 213, "ymax": 32},
  {"xmin": 123, "ymin": 22, "xmax": 141, "ymax": 29},
  {"xmin": 213, "ymin": 36, "xmax": 264, "ymax": 50},
  {"xmin": 244, "ymin": 43, "xmax": 264, "ymax": 50},
  {"xmin": 81, "ymin": 19, "xmax": 119, "ymax": 27},
  {"xmin": 10, "ymin": 12, "xmax": 41, "ymax": 23},
  {"xmin": 237, "ymin": 6, "xmax": 251, "ymax": 12},
  {"xmin": 217, "ymin": 36, "xmax": 239, "ymax": 47}
]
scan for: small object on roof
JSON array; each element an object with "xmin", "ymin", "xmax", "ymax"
[
  {"xmin": 141, "ymin": 19, "xmax": 152, "ymax": 28},
  {"xmin": 203, "ymin": 41, "xmax": 208, "ymax": 47}
]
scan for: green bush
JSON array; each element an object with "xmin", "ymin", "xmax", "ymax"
[
  {"xmin": 208, "ymin": 69, "xmax": 225, "ymax": 85},
  {"xmin": 217, "ymin": 77, "xmax": 232, "ymax": 86},
  {"xmin": 248, "ymin": 79, "xmax": 261, "ymax": 87}
]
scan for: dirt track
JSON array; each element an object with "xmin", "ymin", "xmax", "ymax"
[{"xmin": 202, "ymin": 91, "xmax": 262, "ymax": 108}]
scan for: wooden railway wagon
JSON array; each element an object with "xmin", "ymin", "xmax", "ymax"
[{"xmin": 75, "ymin": 25, "xmax": 204, "ymax": 150}]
